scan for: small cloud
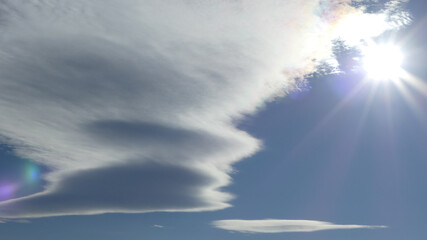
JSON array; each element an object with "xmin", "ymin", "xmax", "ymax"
[
  {"xmin": 212, "ymin": 219, "xmax": 387, "ymax": 234},
  {"xmin": 153, "ymin": 224, "xmax": 164, "ymax": 228},
  {"xmin": 0, "ymin": 218, "xmax": 30, "ymax": 224}
]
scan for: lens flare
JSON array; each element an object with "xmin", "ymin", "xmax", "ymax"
[
  {"xmin": 0, "ymin": 183, "xmax": 17, "ymax": 201},
  {"xmin": 25, "ymin": 163, "xmax": 40, "ymax": 183}
]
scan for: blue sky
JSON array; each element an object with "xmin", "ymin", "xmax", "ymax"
[{"xmin": 0, "ymin": 0, "xmax": 426, "ymax": 239}]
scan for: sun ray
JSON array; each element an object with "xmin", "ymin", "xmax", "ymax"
[
  {"xmin": 355, "ymin": 78, "xmax": 381, "ymax": 134},
  {"xmin": 392, "ymin": 75, "xmax": 427, "ymax": 122},
  {"xmin": 400, "ymin": 71, "xmax": 427, "ymax": 98},
  {"xmin": 290, "ymin": 78, "xmax": 370, "ymax": 157}
]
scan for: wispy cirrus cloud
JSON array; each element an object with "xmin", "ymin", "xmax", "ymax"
[
  {"xmin": 212, "ymin": 219, "xmax": 387, "ymax": 233},
  {"xmin": 0, "ymin": 0, "xmax": 407, "ymax": 218},
  {"xmin": 0, "ymin": 218, "xmax": 29, "ymax": 224}
]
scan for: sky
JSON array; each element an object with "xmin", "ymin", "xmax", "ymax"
[{"xmin": 0, "ymin": 0, "xmax": 426, "ymax": 239}]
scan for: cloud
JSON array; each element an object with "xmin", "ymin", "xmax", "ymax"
[
  {"xmin": 0, "ymin": 162, "xmax": 232, "ymax": 218},
  {"xmin": 0, "ymin": 0, "xmax": 405, "ymax": 218},
  {"xmin": 0, "ymin": 218, "xmax": 30, "ymax": 224},
  {"xmin": 212, "ymin": 219, "xmax": 387, "ymax": 233}
]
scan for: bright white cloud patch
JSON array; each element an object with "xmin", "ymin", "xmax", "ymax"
[
  {"xmin": 0, "ymin": 0, "xmax": 407, "ymax": 218},
  {"xmin": 212, "ymin": 219, "xmax": 387, "ymax": 233}
]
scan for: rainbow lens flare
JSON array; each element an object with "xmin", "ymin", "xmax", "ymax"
[
  {"xmin": 25, "ymin": 163, "xmax": 40, "ymax": 183},
  {"xmin": 0, "ymin": 183, "xmax": 17, "ymax": 201}
]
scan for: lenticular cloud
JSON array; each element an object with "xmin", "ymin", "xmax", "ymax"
[
  {"xmin": 212, "ymin": 219, "xmax": 387, "ymax": 233},
  {"xmin": 0, "ymin": 0, "xmax": 401, "ymax": 218}
]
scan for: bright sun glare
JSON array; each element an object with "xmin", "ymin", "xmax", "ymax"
[{"xmin": 362, "ymin": 44, "xmax": 403, "ymax": 82}]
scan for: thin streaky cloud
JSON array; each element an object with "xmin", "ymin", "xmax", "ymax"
[{"xmin": 212, "ymin": 219, "xmax": 387, "ymax": 233}]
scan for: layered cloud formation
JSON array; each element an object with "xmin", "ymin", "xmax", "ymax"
[
  {"xmin": 212, "ymin": 219, "xmax": 387, "ymax": 233},
  {"xmin": 0, "ymin": 0, "xmax": 407, "ymax": 218}
]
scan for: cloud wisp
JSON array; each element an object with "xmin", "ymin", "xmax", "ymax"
[
  {"xmin": 0, "ymin": 0, "xmax": 407, "ymax": 218},
  {"xmin": 212, "ymin": 219, "xmax": 387, "ymax": 233},
  {"xmin": 0, "ymin": 218, "xmax": 29, "ymax": 224}
]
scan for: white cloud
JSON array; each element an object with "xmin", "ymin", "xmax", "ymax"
[
  {"xmin": 0, "ymin": 0, "xmax": 405, "ymax": 218},
  {"xmin": 0, "ymin": 218, "xmax": 30, "ymax": 224},
  {"xmin": 212, "ymin": 219, "xmax": 387, "ymax": 233}
]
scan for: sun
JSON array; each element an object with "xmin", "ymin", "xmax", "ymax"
[{"xmin": 362, "ymin": 44, "xmax": 403, "ymax": 82}]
